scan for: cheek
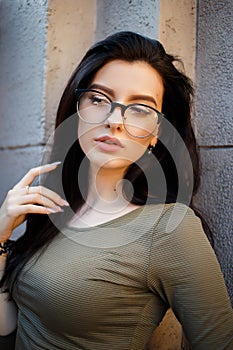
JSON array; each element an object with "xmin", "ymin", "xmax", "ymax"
[
  {"xmin": 123, "ymin": 139, "xmax": 149, "ymax": 163},
  {"xmin": 77, "ymin": 121, "xmax": 151, "ymax": 167},
  {"xmin": 77, "ymin": 122, "xmax": 95, "ymax": 153},
  {"xmin": 78, "ymin": 120, "xmax": 90, "ymax": 138}
]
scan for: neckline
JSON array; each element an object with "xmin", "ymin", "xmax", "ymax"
[
  {"xmin": 64, "ymin": 203, "xmax": 168, "ymax": 233},
  {"xmin": 65, "ymin": 205, "xmax": 145, "ymax": 232},
  {"xmin": 62, "ymin": 203, "xmax": 168, "ymax": 249}
]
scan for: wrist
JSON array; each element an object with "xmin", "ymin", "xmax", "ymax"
[{"xmin": 0, "ymin": 240, "xmax": 15, "ymax": 256}]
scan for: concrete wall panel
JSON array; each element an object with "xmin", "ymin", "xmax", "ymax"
[
  {"xmin": 96, "ymin": 0, "xmax": 160, "ymax": 40},
  {"xmin": 0, "ymin": 146, "xmax": 44, "ymax": 205},
  {"xmin": 159, "ymin": 0, "xmax": 196, "ymax": 81},
  {"xmin": 0, "ymin": 0, "xmax": 48, "ymax": 148},
  {"xmin": 194, "ymin": 0, "xmax": 233, "ymax": 303},
  {"xmin": 194, "ymin": 148, "xmax": 233, "ymax": 301},
  {"xmin": 195, "ymin": 1, "xmax": 233, "ymax": 146},
  {"xmin": 45, "ymin": 0, "xmax": 96, "ymax": 137}
]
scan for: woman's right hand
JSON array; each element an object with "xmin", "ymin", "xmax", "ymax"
[{"xmin": 0, "ymin": 162, "xmax": 69, "ymax": 243}]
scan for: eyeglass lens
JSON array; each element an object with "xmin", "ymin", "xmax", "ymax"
[{"xmin": 77, "ymin": 90, "xmax": 159, "ymax": 137}]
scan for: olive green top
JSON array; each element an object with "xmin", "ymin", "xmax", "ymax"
[{"xmin": 1, "ymin": 204, "xmax": 233, "ymax": 349}]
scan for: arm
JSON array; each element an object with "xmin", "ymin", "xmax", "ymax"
[
  {"xmin": 0, "ymin": 162, "xmax": 69, "ymax": 339},
  {"xmin": 0, "ymin": 245, "xmax": 17, "ymax": 349},
  {"xmin": 148, "ymin": 205, "xmax": 233, "ymax": 350},
  {"xmin": 0, "ymin": 255, "xmax": 18, "ymax": 336}
]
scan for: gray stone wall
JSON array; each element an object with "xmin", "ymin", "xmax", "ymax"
[
  {"xmin": 0, "ymin": 0, "xmax": 48, "ymax": 237},
  {"xmin": 194, "ymin": 0, "xmax": 233, "ymax": 302},
  {"xmin": 96, "ymin": 0, "xmax": 160, "ymax": 40}
]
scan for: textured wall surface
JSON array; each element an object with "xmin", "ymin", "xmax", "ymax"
[
  {"xmin": 45, "ymin": 0, "xmax": 96, "ymax": 137},
  {"xmin": 194, "ymin": 0, "xmax": 233, "ymax": 302},
  {"xmin": 0, "ymin": 0, "xmax": 48, "ymax": 149},
  {"xmin": 195, "ymin": 1, "xmax": 233, "ymax": 145},
  {"xmin": 159, "ymin": 0, "xmax": 196, "ymax": 81},
  {"xmin": 0, "ymin": 0, "xmax": 48, "ymax": 237},
  {"xmin": 195, "ymin": 149, "xmax": 233, "ymax": 298},
  {"xmin": 96, "ymin": 0, "xmax": 160, "ymax": 40}
]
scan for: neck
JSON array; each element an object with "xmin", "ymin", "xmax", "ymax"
[
  {"xmin": 72, "ymin": 164, "xmax": 137, "ymax": 225},
  {"xmin": 88, "ymin": 165, "xmax": 126, "ymax": 203}
]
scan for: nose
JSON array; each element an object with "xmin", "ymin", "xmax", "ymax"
[{"xmin": 104, "ymin": 105, "xmax": 124, "ymax": 130}]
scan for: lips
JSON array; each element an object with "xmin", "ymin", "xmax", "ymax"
[
  {"xmin": 94, "ymin": 136, "xmax": 124, "ymax": 148},
  {"xmin": 94, "ymin": 135, "xmax": 124, "ymax": 153}
]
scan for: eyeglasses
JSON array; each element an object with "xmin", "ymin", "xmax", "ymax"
[{"xmin": 75, "ymin": 89, "xmax": 163, "ymax": 138}]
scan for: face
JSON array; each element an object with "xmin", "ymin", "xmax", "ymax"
[{"xmin": 78, "ymin": 60, "xmax": 164, "ymax": 171}]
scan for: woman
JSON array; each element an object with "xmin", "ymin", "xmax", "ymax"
[{"xmin": 0, "ymin": 31, "xmax": 232, "ymax": 350}]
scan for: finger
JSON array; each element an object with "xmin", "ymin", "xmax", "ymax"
[
  {"xmin": 13, "ymin": 162, "xmax": 61, "ymax": 190},
  {"xmin": 15, "ymin": 185, "xmax": 69, "ymax": 207},
  {"xmin": 27, "ymin": 185, "xmax": 69, "ymax": 207},
  {"xmin": 16, "ymin": 193, "xmax": 64, "ymax": 213},
  {"xmin": 15, "ymin": 204, "xmax": 60, "ymax": 215}
]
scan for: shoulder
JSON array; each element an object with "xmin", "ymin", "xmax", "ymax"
[
  {"xmin": 141, "ymin": 202, "xmax": 203, "ymax": 238},
  {"xmin": 146, "ymin": 202, "xmax": 214, "ymax": 264},
  {"xmin": 147, "ymin": 203, "xmax": 218, "ymax": 289},
  {"xmin": 151, "ymin": 202, "xmax": 204, "ymax": 239}
]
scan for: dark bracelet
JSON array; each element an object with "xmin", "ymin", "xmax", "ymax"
[{"xmin": 0, "ymin": 240, "xmax": 15, "ymax": 256}]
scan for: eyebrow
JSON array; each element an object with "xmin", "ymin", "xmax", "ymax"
[{"xmin": 88, "ymin": 83, "xmax": 158, "ymax": 107}]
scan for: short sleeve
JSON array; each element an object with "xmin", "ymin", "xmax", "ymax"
[{"xmin": 148, "ymin": 204, "xmax": 233, "ymax": 350}]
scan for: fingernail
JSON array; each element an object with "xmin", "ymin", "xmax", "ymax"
[
  {"xmin": 49, "ymin": 161, "xmax": 62, "ymax": 166},
  {"xmin": 60, "ymin": 199, "xmax": 69, "ymax": 206},
  {"xmin": 47, "ymin": 208, "xmax": 57, "ymax": 213},
  {"xmin": 56, "ymin": 206, "xmax": 64, "ymax": 212}
]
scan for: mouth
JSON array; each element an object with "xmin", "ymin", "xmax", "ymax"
[
  {"xmin": 94, "ymin": 136, "xmax": 124, "ymax": 148},
  {"xmin": 94, "ymin": 135, "xmax": 124, "ymax": 153}
]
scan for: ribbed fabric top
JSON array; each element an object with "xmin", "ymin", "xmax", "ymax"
[{"xmin": 3, "ymin": 204, "xmax": 233, "ymax": 349}]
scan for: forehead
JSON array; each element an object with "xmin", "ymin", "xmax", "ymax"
[{"xmin": 92, "ymin": 60, "xmax": 164, "ymax": 102}]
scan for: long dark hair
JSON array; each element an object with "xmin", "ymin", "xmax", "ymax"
[{"xmin": 1, "ymin": 31, "xmax": 211, "ymax": 293}]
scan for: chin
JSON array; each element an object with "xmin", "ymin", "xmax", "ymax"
[{"xmin": 91, "ymin": 157, "xmax": 133, "ymax": 170}]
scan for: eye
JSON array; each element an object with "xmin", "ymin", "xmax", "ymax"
[
  {"xmin": 129, "ymin": 105, "xmax": 152, "ymax": 116},
  {"xmin": 88, "ymin": 92, "xmax": 110, "ymax": 106}
]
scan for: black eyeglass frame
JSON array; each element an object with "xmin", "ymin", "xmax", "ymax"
[{"xmin": 75, "ymin": 88, "xmax": 164, "ymax": 138}]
